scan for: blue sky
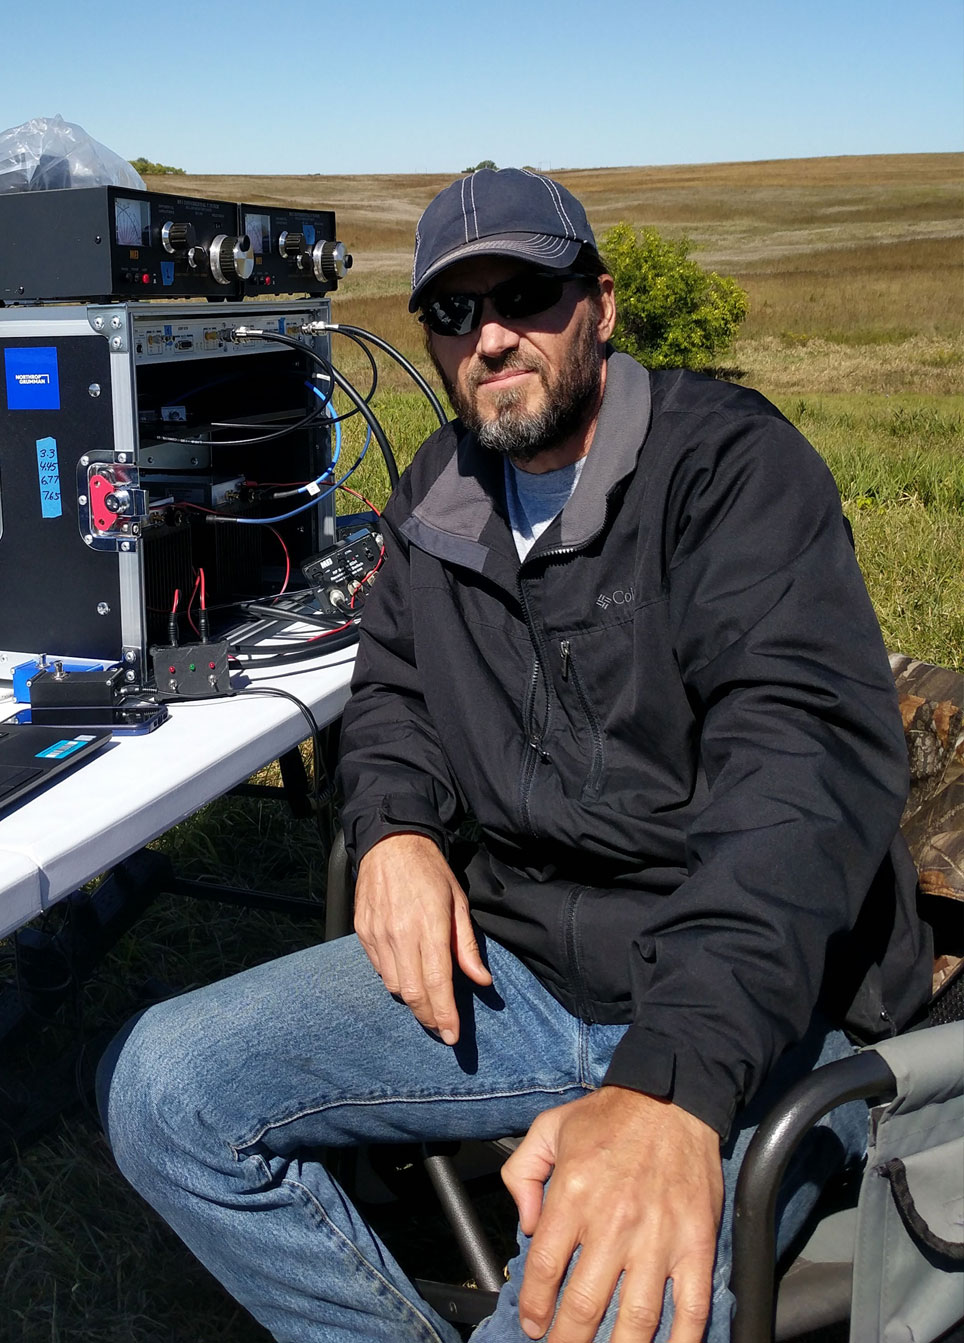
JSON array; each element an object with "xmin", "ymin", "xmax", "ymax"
[{"xmin": 2, "ymin": 0, "xmax": 960, "ymax": 176}]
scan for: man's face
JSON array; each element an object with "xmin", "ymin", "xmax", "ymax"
[{"xmin": 424, "ymin": 257, "xmax": 616, "ymax": 464}]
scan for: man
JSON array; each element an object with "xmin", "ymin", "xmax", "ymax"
[{"xmin": 99, "ymin": 169, "xmax": 932, "ymax": 1342}]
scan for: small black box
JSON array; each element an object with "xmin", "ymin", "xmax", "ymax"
[{"xmin": 28, "ymin": 665, "xmax": 126, "ymax": 709}]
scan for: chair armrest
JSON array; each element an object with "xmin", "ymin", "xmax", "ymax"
[
  {"xmin": 325, "ymin": 827, "xmax": 355, "ymax": 942},
  {"xmin": 730, "ymin": 1049, "xmax": 896, "ymax": 1343}
]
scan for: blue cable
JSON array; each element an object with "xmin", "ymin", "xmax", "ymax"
[
  {"xmin": 289, "ymin": 386, "xmax": 342, "ymax": 495},
  {"xmin": 225, "ymin": 422, "xmax": 373, "ymax": 526}
]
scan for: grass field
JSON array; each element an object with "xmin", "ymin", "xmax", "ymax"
[{"xmin": 0, "ymin": 152, "xmax": 962, "ymax": 1341}]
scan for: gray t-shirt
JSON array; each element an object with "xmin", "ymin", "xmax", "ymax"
[{"xmin": 504, "ymin": 456, "xmax": 587, "ymax": 559}]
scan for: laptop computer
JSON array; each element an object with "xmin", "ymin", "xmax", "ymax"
[{"xmin": 0, "ymin": 722, "xmax": 112, "ymax": 816}]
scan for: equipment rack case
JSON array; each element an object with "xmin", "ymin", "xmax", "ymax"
[{"xmin": 0, "ymin": 299, "xmax": 334, "ymax": 688}]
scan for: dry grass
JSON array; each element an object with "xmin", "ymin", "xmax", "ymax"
[
  {"xmin": 147, "ymin": 152, "xmax": 964, "ymax": 365},
  {"xmin": 737, "ymin": 335, "xmax": 962, "ymax": 398},
  {"xmin": 148, "ymin": 152, "xmax": 963, "ymax": 308},
  {"xmin": 735, "ymin": 238, "xmax": 962, "ymax": 342}
]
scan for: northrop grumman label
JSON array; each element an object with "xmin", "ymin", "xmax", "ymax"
[{"xmin": 4, "ymin": 346, "xmax": 61, "ymax": 410}]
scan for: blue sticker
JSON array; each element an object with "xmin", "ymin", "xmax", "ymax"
[
  {"xmin": 35, "ymin": 737, "xmax": 88, "ymax": 760},
  {"xmin": 161, "ymin": 261, "xmax": 175, "ymax": 285},
  {"xmin": 36, "ymin": 437, "xmax": 62, "ymax": 518},
  {"xmin": 303, "ymin": 225, "xmax": 316, "ymax": 246},
  {"xmin": 4, "ymin": 346, "xmax": 61, "ymax": 410}
]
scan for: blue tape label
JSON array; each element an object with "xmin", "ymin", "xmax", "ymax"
[
  {"xmin": 4, "ymin": 346, "xmax": 61, "ymax": 410},
  {"xmin": 161, "ymin": 261, "xmax": 175, "ymax": 285},
  {"xmin": 303, "ymin": 225, "xmax": 316, "ymax": 246},
  {"xmin": 35, "ymin": 736, "xmax": 93, "ymax": 760},
  {"xmin": 35, "ymin": 437, "xmax": 62, "ymax": 518}
]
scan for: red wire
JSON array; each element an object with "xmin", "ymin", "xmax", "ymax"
[
  {"xmin": 266, "ymin": 526, "xmax": 291, "ymax": 595},
  {"xmin": 305, "ymin": 618, "xmax": 355, "ymax": 642},
  {"xmin": 349, "ymin": 546, "xmax": 386, "ymax": 609},
  {"xmin": 338, "ymin": 484, "xmax": 382, "ymax": 516},
  {"xmin": 185, "ymin": 572, "xmax": 202, "ymax": 637},
  {"xmin": 165, "ymin": 500, "xmax": 219, "ymax": 515},
  {"xmin": 171, "ymin": 588, "xmax": 180, "ymax": 615}
]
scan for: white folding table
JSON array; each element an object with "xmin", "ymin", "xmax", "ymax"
[{"xmin": 0, "ymin": 647, "xmax": 356, "ymax": 939}]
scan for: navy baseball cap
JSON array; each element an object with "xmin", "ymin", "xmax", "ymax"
[{"xmin": 409, "ymin": 168, "xmax": 597, "ymax": 312}]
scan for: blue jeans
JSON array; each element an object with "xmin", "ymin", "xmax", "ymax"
[{"xmin": 97, "ymin": 932, "xmax": 866, "ymax": 1342}]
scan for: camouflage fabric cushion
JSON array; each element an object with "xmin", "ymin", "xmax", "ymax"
[
  {"xmin": 890, "ymin": 654, "xmax": 964, "ymax": 904},
  {"xmin": 889, "ymin": 655, "xmax": 964, "ymax": 1000}
]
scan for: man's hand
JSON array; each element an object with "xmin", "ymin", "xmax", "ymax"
[
  {"xmin": 501, "ymin": 1087, "xmax": 723, "ymax": 1343},
  {"xmin": 353, "ymin": 833, "xmax": 492, "ymax": 1044}
]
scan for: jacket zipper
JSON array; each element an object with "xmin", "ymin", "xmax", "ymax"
[
  {"xmin": 518, "ymin": 659, "xmax": 546, "ymax": 834},
  {"xmin": 517, "ymin": 576, "xmax": 553, "ymax": 836},
  {"xmin": 563, "ymin": 885, "xmax": 595, "ymax": 1023},
  {"xmin": 559, "ymin": 639, "xmax": 605, "ymax": 799},
  {"xmin": 514, "ymin": 497, "xmax": 615, "ymax": 833}
]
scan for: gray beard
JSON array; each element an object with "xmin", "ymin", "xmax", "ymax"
[{"xmin": 431, "ymin": 313, "xmax": 603, "ymax": 463}]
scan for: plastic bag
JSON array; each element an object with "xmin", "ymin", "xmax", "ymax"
[{"xmin": 0, "ymin": 115, "xmax": 147, "ymax": 194}]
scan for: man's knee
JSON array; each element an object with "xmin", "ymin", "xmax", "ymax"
[{"xmin": 97, "ymin": 995, "xmax": 223, "ymax": 1183}]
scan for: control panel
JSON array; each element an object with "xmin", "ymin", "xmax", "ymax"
[
  {"xmin": 131, "ymin": 311, "xmax": 313, "ymax": 363},
  {"xmin": 0, "ymin": 187, "xmax": 351, "ymax": 303},
  {"xmin": 302, "ymin": 526, "xmax": 383, "ymax": 616},
  {"xmin": 239, "ymin": 203, "xmax": 352, "ymax": 296}
]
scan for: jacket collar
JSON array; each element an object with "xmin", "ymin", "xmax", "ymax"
[{"xmin": 400, "ymin": 352, "xmax": 652, "ymax": 575}]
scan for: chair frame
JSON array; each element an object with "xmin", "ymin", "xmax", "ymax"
[{"xmin": 730, "ymin": 1049, "xmax": 897, "ymax": 1342}]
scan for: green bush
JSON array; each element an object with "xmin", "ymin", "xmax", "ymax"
[
  {"xmin": 601, "ymin": 222, "xmax": 748, "ymax": 370},
  {"xmin": 130, "ymin": 156, "xmax": 186, "ymax": 176}
]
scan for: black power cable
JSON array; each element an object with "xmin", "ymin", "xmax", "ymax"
[
  {"xmin": 153, "ymin": 385, "xmax": 334, "ymax": 449},
  {"xmin": 230, "ymin": 629, "xmax": 360, "ymax": 664},
  {"xmin": 232, "ymin": 327, "xmax": 400, "ymax": 489},
  {"xmin": 228, "ymin": 604, "xmax": 361, "ymax": 664},
  {"xmin": 240, "ymin": 603, "xmax": 351, "ymax": 630},
  {"xmin": 323, "ymin": 322, "xmax": 448, "ymax": 430}
]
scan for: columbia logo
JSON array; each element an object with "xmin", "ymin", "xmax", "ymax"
[{"xmin": 596, "ymin": 587, "xmax": 635, "ymax": 610}]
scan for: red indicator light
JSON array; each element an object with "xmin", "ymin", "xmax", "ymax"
[
  {"xmin": 141, "ymin": 273, "xmax": 150, "ymax": 285},
  {"xmin": 168, "ymin": 665, "xmax": 176, "ymax": 674},
  {"xmin": 208, "ymin": 661, "xmax": 216, "ymax": 670},
  {"xmin": 265, "ymin": 275, "xmax": 272, "ymax": 285}
]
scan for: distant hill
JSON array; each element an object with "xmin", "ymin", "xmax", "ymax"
[
  {"xmin": 142, "ymin": 153, "xmax": 962, "ymax": 280},
  {"xmin": 141, "ymin": 153, "xmax": 962, "ymax": 348}
]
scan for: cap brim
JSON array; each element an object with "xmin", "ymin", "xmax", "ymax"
[{"xmin": 409, "ymin": 233, "xmax": 585, "ymax": 311}]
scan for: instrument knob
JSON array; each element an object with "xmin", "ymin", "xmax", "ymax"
[
  {"xmin": 161, "ymin": 220, "xmax": 196, "ymax": 254},
  {"xmin": 311, "ymin": 240, "xmax": 353, "ymax": 284},
  {"xmin": 210, "ymin": 234, "xmax": 255, "ymax": 284},
  {"xmin": 278, "ymin": 230, "xmax": 306, "ymax": 260}
]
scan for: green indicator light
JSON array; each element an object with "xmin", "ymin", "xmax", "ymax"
[{"xmin": 189, "ymin": 662, "xmax": 196, "ymax": 671}]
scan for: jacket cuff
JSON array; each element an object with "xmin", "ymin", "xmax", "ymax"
[
  {"xmin": 602, "ymin": 1025, "xmax": 739, "ymax": 1139},
  {"xmin": 345, "ymin": 792, "xmax": 448, "ymax": 866}
]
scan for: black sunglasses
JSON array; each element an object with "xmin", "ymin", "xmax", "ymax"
[{"xmin": 420, "ymin": 269, "xmax": 589, "ymax": 338}]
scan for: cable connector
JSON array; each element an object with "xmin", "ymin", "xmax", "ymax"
[{"xmin": 168, "ymin": 588, "xmax": 180, "ymax": 647}]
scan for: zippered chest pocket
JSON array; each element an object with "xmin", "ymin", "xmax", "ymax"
[{"xmin": 559, "ymin": 639, "xmax": 606, "ymax": 803}]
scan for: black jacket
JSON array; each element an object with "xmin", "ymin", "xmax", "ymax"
[{"xmin": 338, "ymin": 353, "xmax": 932, "ymax": 1138}]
